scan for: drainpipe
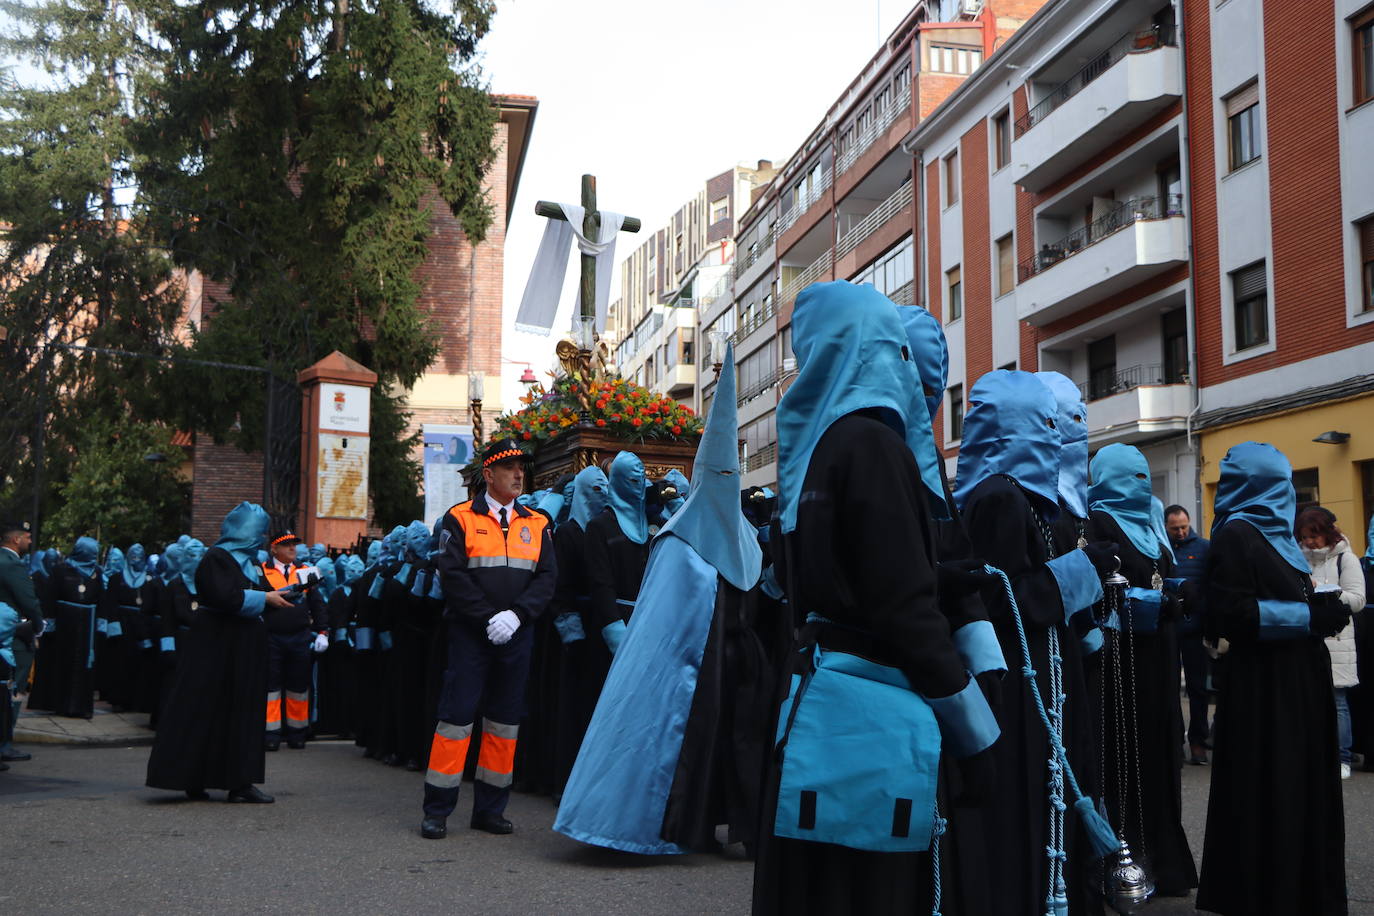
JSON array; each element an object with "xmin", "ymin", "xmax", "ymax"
[
  {"xmin": 915, "ymin": 150, "xmax": 927, "ymax": 311},
  {"xmin": 1174, "ymin": 0, "xmax": 1204, "ymax": 517}
]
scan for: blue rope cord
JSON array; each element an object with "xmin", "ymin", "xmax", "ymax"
[{"xmin": 930, "ymin": 805, "xmax": 948, "ymax": 916}]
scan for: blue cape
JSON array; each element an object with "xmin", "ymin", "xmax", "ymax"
[
  {"xmin": 953, "ymin": 370, "xmax": 1060, "ymax": 513},
  {"xmin": 181, "ymin": 538, "xmax": 206, "ymax": 593},
  {"xmin": 1088, "ymin": 444, "xmax": 1162, "ymax": 559},
  {"xmin": 778, "ymin": 281, "xmax": 934, "ymax": 533},
  {"xmin": 123, "ymin": 543, "xmax": 148, "ymax": 590},
  {"xmin": 1211, "ymin": 441, "xmax": 1310, "ymax": 575},
  {"xmin": 658, "ymin": 343, "xmax": 762, "ymax": 591},
  {"xmin": 104, "ymin": 547, "xmax": 125, "ymax": 584},
  {"xmin": 607, "ymin": 452, "xmax": 649, "ymax": 544},
  {"xmin": 1037, "ymin": 371, "xmax": 1090, "ymax": 520},
  {"xmin": 570, "ymin": 467, "xmax": 610, "ymax": 531},
  {"xmin": 554, "ymin": 536, "xmax": 718, "ymax": 854},
  {"xmin": 212, "ymin": 502, "xmax": 269, "ymax": 582},
  {"xmin": 69, "ymin": 536, "xmax": 100, "ymax": 578}
]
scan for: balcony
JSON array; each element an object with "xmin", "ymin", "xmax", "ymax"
[
  {"xmin": 1075, "ymin": 366, "xmax": 1192, "ymax": 445},
  {"xmin": 1016, "ymin": 195, "xmax": 1186, "ymax": 326},
  {"xmin": 836, "ymin": 83, "xmax": 912, "ymax": 179},
  {"xmin": 743, "ymin": 441, "xmax": 777, "ymax": 474},
  {"xmin": 836, "ymin": 180, "xmax": 913, "ymax": 259},
  {"xmin": 738, "ymin": 367, "xmax": 781, "ymax": 406},
  {"xmin": 778, "ymin": 170, "xmax": 833, "ymax": 236},
  {"xmin": 1013, "ymin": 26, "xmax": 1180, "ymax": 193},
  {"xmin": 730, "ymin": 297, "xmax": 777, "ymax": 348},
  {"xmin": 661, "ymin": 363, "xmax": 696, "ymax": 397},
  {"xmin": 780, "ymin": 248, "xmax": 834, "ymax": 305}
]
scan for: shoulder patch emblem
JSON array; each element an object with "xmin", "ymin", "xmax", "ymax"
[{"xmin": 520, "ymin": 527, "xmax": 532, "ymax": 544}]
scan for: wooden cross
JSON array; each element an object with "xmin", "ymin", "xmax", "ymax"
[{"xmin": 534, "ymin": 174, "xmax": 641, "ymax": 339}]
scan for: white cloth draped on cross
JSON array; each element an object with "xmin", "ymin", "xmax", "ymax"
[{"xmin": 515, "ymin": 203, "xmax": 625, "ymax": 336}]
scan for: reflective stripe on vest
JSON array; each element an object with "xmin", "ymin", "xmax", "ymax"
[{"xmin": 449, "ymin": 502, "xmax": 548, "ymax": 570}]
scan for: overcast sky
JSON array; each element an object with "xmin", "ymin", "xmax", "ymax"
[{"xmin": 480, "ymin": 0, "xmax": 911, "ymax": 403}]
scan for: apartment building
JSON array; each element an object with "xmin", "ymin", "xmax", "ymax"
[
  {"xmin": 700, "ymin": 0, "xmax": 1048, "ymax": 489},
  {"xmin": 609, "ymin": 162, "xmax": 776, "ymax": 410}
]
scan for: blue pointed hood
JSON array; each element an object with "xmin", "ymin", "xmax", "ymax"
[
  {"xmin": 405, "ymin": 520, "xmax": 431, "ymax": 560},
  {"xmin": 570, "ymin": 466, "xmax": 610, "ymax": 531},
  {"xmin": 309, "ymin": 543, "xmax": 326, "ymax": 563},
  {"xmin": 557, "ymin": 478, "xmax": 575, "ymax": 526},
  {"xmin": 212, "ymin": 501, "xmax": 269, "ymax": 582},
  {"xmin": 607, "ymin": 451, "xmax": 649, "ymax": 544},
  {"xmin": 1089, "ymin": 444, "xmax": 1162, "ymax": 559},
  {"xmin": 778, "ymin": 281, "xmax": 928, "ymax": 533},
  {"xmin": 895, "ymin": 304, "xmax": 952, "ymax": 520},
  {"xmin": 658, "ymin": 343, "xmax": 762, "ymax": 590},
  {"xmin": 317, "ymin": 556, "xmax": 337, "ymax": 598},
  {"xmin": 177, "ymin": 534, "xmax": 191, "ymax": 548},
  {"xmin": 181, "ymin": 538, "xmax": 205, "ymax": 593},
  {"xmin": 344, "ymin": 554, "xmax": 366, "ymax": 583},
  {"xmin": 660, "ymin": 469, "xmax": 690, "ymax": 519},
  {"xmin": 104, "ymin": 547, "xmax": 125, "ymax": 584},
  {"xmin": 1211, "ymin": 441, "xmax": 1310, "ymax": 575},
  {"xmin": 1037, "ymin": 371, "xmax": 1090, "ymax": 519},
  {"xmin": 160, "ymin": 544, "xmax": 183, "ymax": 584},
  {"xmin": 953, "ymin": 370, "xmax": 1060, "ymax": 513},
  {"xmin": 366, "ymin": 540, "xmax": 382, "ymax": 568},
  {"xmin": 123, "ymin": 544, "xmax": 148, "ymax": 589},
  {"xmin": 69, "ymin": 536, "xmax": 100, "ymax": 578}
]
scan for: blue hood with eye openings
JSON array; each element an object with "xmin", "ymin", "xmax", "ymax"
[
  {"xmin": 607, "ymin": 451, "xmax": 649, "ymax": 544},
  {"xmin": 1089, "ymin": 443, "xmax": 1162, "ymax": 559},
  {"xmin": 1211, "ymin": 441, "xmax": 1310, "ymax": 575},
  {"xmin": 953, "ymin": 370, "xmax": 1061, "ymax": 514},
  {"xmin": 212, "ymin": 502, "xmax": 268, "ymax": 582},
  {"xmin": 1037, "ymin": 371, "xmax": 1090, "ymax": 520},
  {"xmin": 569, "ymin": 467, "xmax": 610, "ymax": 531},
  {"xmin": 123, "ymin": 544, "xmax": 148, "ymax": 589},
  {"xmin": 68, "ymin": 536, "xmax": 100, "ymax": 579}
]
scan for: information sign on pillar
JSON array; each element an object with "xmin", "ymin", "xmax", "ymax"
[{"xmin": 297, "ymin": 351, "xmax": 379, "ymax": 547}]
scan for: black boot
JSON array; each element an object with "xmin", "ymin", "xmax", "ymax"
[
  {"xmin": 227, "ymin": 785, "xmax": 275, "ymax": 803},
  {"xmin": 265, "ymin": 735, "xmax": 280, "ymax": 752},
  {"xmin": 470, "ymin": 811, "xmax": 513, "ymax": 835},
  {"xmin": 420, "ymin": 816, "xmax": 447, "ymax": 839}
]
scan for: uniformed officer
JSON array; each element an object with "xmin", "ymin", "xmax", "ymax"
[
  {"xmin": 260, "ymin": 532, "xmax": 327, "ymax": 750},
  {"xmin": 420, "ymin": 438, "xmax": 557, "ymax": 839}
]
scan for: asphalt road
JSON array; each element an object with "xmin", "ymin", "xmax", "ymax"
[{"xmin": 2, "ymin": 741, "xmax": 1372, "ymax": 914}]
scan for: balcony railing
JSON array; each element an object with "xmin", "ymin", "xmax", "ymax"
[
  {"xmin": 778, "ymin": 168, "xmax": 834, "ymax": 235},
  {"xmin": 836, "ymin": 83, "xmax": 912, "ymax": 176},
  {"xmin": 730, "ymin": 298, "xmax": 777, "ymax": 347},
  {"xmin": 732, "ymin": 222, "xmax": 779, "ymax": 282},
  {"xmin": 836, "ymin": 180, "xmax": 914, "ymax": 259},
  {"xmin": 738, "ymin": 367, "xmax": 781, "ymax": 406},
  {"xmin": 780, "ymin": 248, "xmax": 834, "ymax": 305},
  {"xmin": 1014, "ymin": 25, "xmax": 1178, "ymax": 138},
  {"xmin": 888, "ymin": 280, "xmax": 915, "ymax": 306},
  {"xmin": 743, "ymin": 441, "xmax": 778, "ymax": 473},
  {"xmin": 1077, "ymin": 362, "xmax": 1186, "ymax": 402},
  {"xmin": 1018, "ymin": 193, "xmax": 1183, "ymax": 282}
]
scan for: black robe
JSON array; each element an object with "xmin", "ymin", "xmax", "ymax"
[
  {"xmin": 145, "ymin": 548, "xmax": 269, "ymax": 792},
  {"xmin": 753, "ymin": 414, "xmax": 970, "ymax": 916},
  {"xmin": 352, "ymin": 562, "xmax": 396, "ymax": 757},
  {"xmin": 551, "ymin": 519, "xmax": 594, "ymax": 794},
  {"xmin": 959, "ymin": 476, "xmax": 1097, "ymax": 916},
  {"xmin": 133, "ymin": 578, "xmax": 167, "ymax": 718},
  {"xmin": 98, "ymin": 575, "xmax": 157, "ymax": 711},
  {"xmin": 313, "ymin": 585, "xmax": 357, "ymax": 738},
  {"xmin": 26, "ymin": 570, "xmax": 58, "ymax": 711},
  {"xmin": 1086, "ymin": 510, "xmax": 1196, "ymax": 897},
  {"xmin": 1196, "ymin": 522, "xmax": 1346, "ymax": 915},
  {"xmin": 578, "ymin": 510, "xmax": 650, "ymax": 724},
  {"xmin": 514, "ymin": 533, "xmax": 568, "ymax": 796},
  {"xmin": 388, "ymin": 563, "xmax": 438, "ymax": 767},
  {"xmin": 39, "ymin": 562, "xmax": 103, "ymax": 719}
]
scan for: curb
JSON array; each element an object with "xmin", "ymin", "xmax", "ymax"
[{"xmin": 15, "ymin": 728, "xmax": 156, "ymax": 747}]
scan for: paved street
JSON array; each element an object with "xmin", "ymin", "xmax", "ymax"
[{"xmin": 2, "ymin": 739, "xmax": 1372, "ymax": 914}]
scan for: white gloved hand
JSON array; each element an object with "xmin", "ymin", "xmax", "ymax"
[
  {"xmin": 486, "ymin": 609, "xmax": 521, "ymax": 645},
  {"xmin": 312, "ymin": 633, "xmax": 329, "ymax": 653}
]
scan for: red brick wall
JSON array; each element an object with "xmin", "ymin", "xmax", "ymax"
[
  {"xmin": 1013, "ymin": 87, "xmax": 1039, "ymax": 370},
  {"xmin": 190, "ymin": 438, "xmax": 264, "ymax": 543},
  {"xmin": 919, "ymin": 73, "xmax": 969, "ymax": 120},
  {"xmin": 961, "ymin": 119, "xmax": 993, "ymax": 382},
  {"xmin": 1183, "ymin": 0, "xmax": 1221, "ymax": 386},
  {"xmin": 926, "ymin": 161, "xmax": 943, "ymax": 322}
]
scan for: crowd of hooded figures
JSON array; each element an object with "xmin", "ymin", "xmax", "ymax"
[{"xmin": 2, "ymin": 278, "xmax": 1363, "ymax": 914}]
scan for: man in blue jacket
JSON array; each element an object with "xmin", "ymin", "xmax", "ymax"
[{"xmin": 1167, "ymin": 505, "xmax": 1212, "ymax": 765}]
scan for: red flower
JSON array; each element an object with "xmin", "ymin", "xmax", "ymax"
[
  {"xmin": 631, "ymin": 418, "xmax": 643, "ymax": 427},
  {"xmin": 611, "ymin": 413, "xmax": 621, "ymax": 421},
  {"xmin": 595, "ymin": 399, "xmax": 607, "ymax": 409},
  {"xmin": 672, "ymin": 425, "xmax": 682, "ymax": 435},
  {"xmin": 521, "ymin": 432, "xmax": 532, "ymax": 440},
  {"xmin": 511, "ymin": 419, "xmax": 522, "ymax": 430},
  {"xmin": 595, "ymin": 418, "xmax": 607, "ymax": 427}
]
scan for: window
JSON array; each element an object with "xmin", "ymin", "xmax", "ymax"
[
  {"xmin": 1293, "ymin": 468, "xmax": 1321, "ymax": 514},
  {"xmin": 1359, "ymin": 217, "xmax": 1374, "ymax": 313},
  {"xmin": 992, "ymin": 110, "xmax": 1011, "ymax": 171},
  {"xmin": 1226, "ymin": 83, "xmax": 1261, "ymax": 171},
  {"xmin": 680, "ymin": 327, "xmax": 695, "ymax": 366},
  {"xmin": 946, "ymin": 266, "xmax": 962, "ymax": 320},
  {"xmin": 1088, "ymin": 336, "xmax": 1117, "ymax": 401},
  {"xmin": 1356, "ymin": 7, "xmax": 1374, "ymax": 107},
  {"xmin": 710, "ymin": 197, "xmax": 729, "ymax": 225},
  {"xmin": 741, "ymin": 411, "xmax": 777, "ymax": 470},
  {"xmin": 996, "ymin": 235, "xmax": 1014, "ymax": 296},
  {"xmin": 948, "ymin": 384, "xmax": 965, "ymax": 441},
  {"xmin": 944, "ymin": 150, "xmax": 960, "ymax": 206},
  {"xmin": 665, "ymin": 331, "xmax": 679, "ymax": 371},
  {"xmin": 854, "ymin": 236, "xmax": 914, "ymax": 299},
  {"xmin": 1162, "ymin": 307, "xmax": 1188, "ymax": 383},
  {"xmin": 1231, "ymin": 261, "xmax": 1269, "ymax": 350},
  {"xmin": 999, "ymin": 361, "xmax": 1017, "ymax": 371}
]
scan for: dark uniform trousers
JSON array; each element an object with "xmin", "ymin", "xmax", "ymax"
[
  {"xmin": 266, "ymin": 629, "xmax": 313, "ymax": 741},
  {"xmin": 422, "ymin": 620, "xmax": 532, "ymax": 818}
]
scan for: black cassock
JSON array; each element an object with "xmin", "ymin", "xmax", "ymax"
[
  {"xmin": 754, "ymin": 414, "xmax": 968, "ymax": 916},
  {"xmin": 134, "ymin": 578, "xmax": 167, "ymax": 719},
  {"xmin": 1086, "ymin": 510, "xmax": 1196, "ymax": 897},
  {"xmin": 388, "ymin": 565, "xmax": 439, "ymax": 768},
  {"xmin": 351, "ymin": 564, "xmax": 391, "ymax": 757},
  {"xmin": 959, "ymin": 476, "xmax": 1097, "ymax": 915},
  {"xmin": 98, "ymin": 575, "xmax": 157, "ymax": 711},
  {"xmin": 1197, "ymin": 522, "xmax": 1346, "ymax": 916},
  {"xmin": 38, "ymin": 562, "xmax": 103, "ymax": 719},
  {"xmin": 146, "ymin": 547, "xmax": 269, "ymax": 792},
  {"xmin": 579, "ymin": 510, "xmax": 649, "ymax": 709},
  {"xmin": 514, "ymin": 532, "xmax": 568, "ymax": 797},
  {"xmin": 314, "ymin": 585, "xmax": 357, "ymax": 738},
  {"xmin": 26, "ymin": 571, "xmax": 58, "ymax": 711},
  {"xmin": 550, "ymin": 519, "xmax": 594, "ymax": 794}
]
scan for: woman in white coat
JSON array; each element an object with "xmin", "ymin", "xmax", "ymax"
[{"xmin": 1297, "ymin": 506, "xmax": 1367, "ymax": 779}]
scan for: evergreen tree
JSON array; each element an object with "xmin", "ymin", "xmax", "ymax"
[
  {"xmin": 138, "ymin": 0, "xmax": 498, "ymax": 529},
  {"xmin": 0, "ymin": 0, "xmax": 189, "ymax": 544}
]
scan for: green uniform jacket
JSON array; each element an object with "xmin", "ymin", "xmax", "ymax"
[{"xmin": 0, "ymin": 547, "xmax": 43, "ymax": 643}]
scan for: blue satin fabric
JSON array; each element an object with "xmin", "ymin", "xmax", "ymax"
[
  {"xmin": 123, "ymin": 544, "xmax": 148, "ymax": 589},
  {"xmin": 657, "ymin": 343, "xmax": 761, "ymax": 591},
  {"xmin": 554, "ymin": 536, "xmax": 719, "ymax": 854},
  {"xmin": 953, "ymin": 370, "xmax": 1061, "ymax": 513},
  {"xmin": 68, "ymin": 537, "xmax": 100, "ymax": 578},
  {"xmin": 895, "ymin": 305, "xmax": 951, "ymax": 519},
  {"xmin": 1258, "ymin": 599, "xmax": 1309, "ymax": 639},
  {"xmin": 951, "ymin": 619, "xmax": 1007, "ymax": 676},
  {"xmin": 1089, "ymin": 444, "xmax": 1162, "ymax": 559},
  {"xmin": 1047, "ymin": 549, "xmax": 1104, "ymax": 620},
  {"xmin": 181, "ymin": 539, "xmax": 205, "ymax": 594},
  {"xmin": 570, "ymin": 466, "xmax": 611, "ymax": 531},
  {"xmin": 607, "ymin": 452, "xmax": 649, "ymax": 544},
  {"xmin": 212, "ymin": 502, "xmax": 269, "ymax": 583},
  {"xmin": 1037, "ymin": 371, "xmax": 1090, "ymax": 520},
  {"xmin": 659, "ymin": 468, "xmax": 690, "ymax": 519},
  {"xmin": 1211, "ymin": 441, "xmax": 1311, "ymax": 575},
  {"xmin": 103, "ymin": 548, "xmax": 125, "ymax": 585}
]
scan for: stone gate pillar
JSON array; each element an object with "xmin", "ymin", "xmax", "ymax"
[{"xmin": 297, "ymin": 351, "xmax": 378, "ymax": 547}]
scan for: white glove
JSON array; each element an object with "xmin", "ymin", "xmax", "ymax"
[
  {"xmin": 486, "ymin": 610, "xmax": 521, "ymax": 645},
  {"xmin": 312, "ymin": 633, "xmax": 329, "ymax": 653}
]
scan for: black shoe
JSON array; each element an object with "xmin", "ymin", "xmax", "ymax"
[
  {"xmin": 1, "ymin": 748, "xmax": 32, "ymax": 762},
  {"xmin": 1188, "ymin": 744, "xmax": 1209, "ymax": 766},
  {"xmin": 470, "ymin": 811, "xmax": 513, "ymax": 835},
  {"xmin": 287, "ymin": 739, "xmax": 306, "ymax": 750},
  {"xmin": 382, "ymin": 753, "xmax": 401, "ymax": 767},
  {"xmin": 404, "ymin": 758, "xmax": 421, "ymax": 772},
  {"xmin": 420, "ymin": 816, "xmax": 447, "ymax": 839},
  {"xmin": 185, "ymin": 788, "xmax": 209, "ymax": 801},
  {"xmin": 265, "ymin": 738, "xmax": 281, "ymax": 752},
  {"xmin": 227, "ymin": 785, "xmax": 275, "ymax": 804}
]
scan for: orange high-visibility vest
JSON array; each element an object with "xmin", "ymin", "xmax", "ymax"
[
  {"xmin": 448, "ymin": 502, "xmax": 549, "ymax": 571},
  {"xmin": 261, "ymin": 562, "xmax": 302, "ymax": 591}
]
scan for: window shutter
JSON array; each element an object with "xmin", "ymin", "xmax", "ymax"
[
  {"xmin": 1232, "ymin": 261, "xmax": 1267, "ymax": 299},
  {"xmin": 1226, "ymin": 82, "xmax": 1260, "ymax": 116}
]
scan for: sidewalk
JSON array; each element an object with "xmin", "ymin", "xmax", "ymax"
[{"xmin": 15, "ymin": 700, "xmax": 154, "ymax": 747}]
